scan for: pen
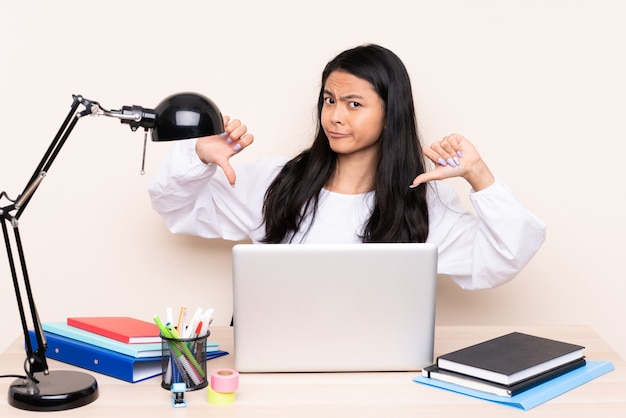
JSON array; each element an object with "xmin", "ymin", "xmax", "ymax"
[
  {"xmin": 184, "ymin": 307, "xmax": 204, "ymax": 338},
  {"xmin": 191, "ymin": 321, "xmax": 204, "ymax": 362},
  {"xmin": 166, "ymin": 307, "xmax": 174, "ymax": 327},
  {"xmin": 193, "ymin": 321, "xmax": 203, "ymax": 338},
  {"xmin": 199, "ymin": 308, "xmax": 214, "ymax": 337},
  {"xmin": 154, "ymin": 315, "xmax": 173, "ymax": 339},
  {"xmin": 154, "ymin": 315, "xmax": 177, "ymax": 385},
  {"xmin": 176, "ymin": 306, "xmax": 187, "ymax": 333}
]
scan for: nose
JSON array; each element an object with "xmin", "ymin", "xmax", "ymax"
[{"xmin": 329, "ymin": 105, "xmax": 344, "ymax": 125}]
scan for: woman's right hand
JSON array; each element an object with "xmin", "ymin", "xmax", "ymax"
[{"xmin": 195, "ymin": 116, "xmax": 254, "ymax": 185}]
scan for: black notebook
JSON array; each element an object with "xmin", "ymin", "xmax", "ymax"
[
  {"xmin": 423, "ymin": 357, "xmax": 586, "ymax": 397},
  {"xmin": 436, "ymin": 332, "xmax": 585, "ymax": 385}
]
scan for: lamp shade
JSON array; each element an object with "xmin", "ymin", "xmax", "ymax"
[{"xmin": 151, "ymin": 93, "xmax": 224, "ymax": 141}]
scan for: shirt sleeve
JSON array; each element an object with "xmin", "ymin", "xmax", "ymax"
[
  {"xmin": 426, "ymin": 179, "xmax": 546, "ymax": 290},
  {"xmin": 147, "ymin": 140, "xmax": 284, "ymax": 242}
]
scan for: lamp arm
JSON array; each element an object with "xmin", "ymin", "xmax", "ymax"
[
  {"xmin": 0, "ymin": 219, "xmax": 41, "ymax": 377},
  {"xmin": 81, "ymin": 96, "xmax": 157, "ymax": 132},
  {"xmin": 11, "ymin": 97, "xmax": 79, "ymax": 219},
  {"xmin": 1, "ymin": 220, "xmax": 49, "ymax": 379},
  {"xmin": 13, "ymin": 95, "xmax": 156, "ymax": 218},
  {"xmin": 0, "ymin": 95, "xmax": 92, "ymax": 379}
]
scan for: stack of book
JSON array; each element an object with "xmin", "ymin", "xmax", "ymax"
[
  {"xmin": 421, "ymin": 332, "xmax": 586, "ymax": 397},
  {"xmin": 416, "ymin": 331, "xmax": 614, "ymax": 410},
  {"xmin": 28, "ymin": 316, "xmax": 227, "ymax": 383}
]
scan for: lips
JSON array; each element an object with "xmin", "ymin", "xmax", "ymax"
[{"xmin": 327, "ymin": 131, "xmax": 350, "ymax": 139}]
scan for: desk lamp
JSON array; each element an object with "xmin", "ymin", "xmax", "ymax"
[{"xmin": 0, "ymin": 92, "xmax": 223, "ymax": 411}]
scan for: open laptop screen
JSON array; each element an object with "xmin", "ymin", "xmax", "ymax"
[{"xmin": 232, "ymin": 243, "xmax": 438, "ymax": 372}]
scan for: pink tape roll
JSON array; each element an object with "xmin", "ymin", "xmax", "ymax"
[{"xmin": 210, "ymin": 368, "xmax": 239, "ymax": 393}]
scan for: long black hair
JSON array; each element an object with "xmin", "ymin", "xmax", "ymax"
[{"xmin": 262, "ymin": 44, "xmax": 429, "ymax": 243}]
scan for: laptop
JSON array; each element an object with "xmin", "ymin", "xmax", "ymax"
[{"xmin": 232, "ymin": 243, "xmax": 438, "ymax": 372}]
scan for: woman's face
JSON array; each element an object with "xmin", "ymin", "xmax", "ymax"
[{"xmin": 321, "ymin": 70, "xmax": 385, "ymax": 160}]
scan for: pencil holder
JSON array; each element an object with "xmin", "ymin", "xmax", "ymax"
[{"xmin": 161, "ymin": 331, "xmax": 210, "ymax": 391}]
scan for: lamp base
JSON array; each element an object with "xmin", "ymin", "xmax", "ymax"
[{"xmin": 8, "ymin": 370, "xmax": 98, "ymax": 411}]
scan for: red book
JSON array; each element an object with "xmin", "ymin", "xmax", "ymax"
[{"xmin": 67, "ymin": 316, "xmax": 161, "ymax": 344}]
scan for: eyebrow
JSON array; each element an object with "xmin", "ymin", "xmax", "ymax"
[{"xmin": 323, "ymin": 89, "xmax": 365, "ymax": 101}]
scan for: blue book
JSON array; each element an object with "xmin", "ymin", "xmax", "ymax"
[
  {"xmin": 414, "ymin": 360, "xmax": 614, "ymax": 410},
  {"xmin": 42, "ymin": 322, "xmax": 219, "ymax": 358},
  {"xmin": 28, "ymin": 330, "xmax": 229, "ymax": 383}
]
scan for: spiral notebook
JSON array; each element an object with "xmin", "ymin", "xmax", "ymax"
[{"xmin": 232, "ymin": 243, "xmax": 438, "ymax": 372}]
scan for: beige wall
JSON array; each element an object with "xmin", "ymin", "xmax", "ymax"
[{"xmin": 1, "ymin": 0, "xmax": 625, "ymax": 362}]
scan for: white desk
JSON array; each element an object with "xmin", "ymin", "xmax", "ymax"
[{"xmin": 1, "ymin": 325, "xmax": 625, "ymax": 417}]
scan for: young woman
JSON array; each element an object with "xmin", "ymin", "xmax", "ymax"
[{"xmin": 148, "ymin": 44, "xmax": 546, "ymax": 290}]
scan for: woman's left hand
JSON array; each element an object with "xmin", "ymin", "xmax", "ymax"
[{"xmin": 410, "ymin": 134, "xmax": 495, "ymax": 191}]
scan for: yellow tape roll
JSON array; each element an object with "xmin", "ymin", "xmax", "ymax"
[{"xmin": 207, "ymin": 384, "xmax": 236, "ymax": 405}]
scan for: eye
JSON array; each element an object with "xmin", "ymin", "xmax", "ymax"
[
  {"xmin": 324, "ymin": 97, "xmax": 335, "ymax": 105},
  {"xmin": 349, "ymin": 101, "xmax": 361, "ymax": 108}
]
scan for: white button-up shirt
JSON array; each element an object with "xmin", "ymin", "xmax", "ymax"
[{"xmin": 148, "ymin": 140, "xmax": 546, "ymax": 290}]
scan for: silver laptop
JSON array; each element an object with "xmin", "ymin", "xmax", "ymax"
[{"xmin": 232, "ymin": 243, "xmax": 438, "ymax": 372}]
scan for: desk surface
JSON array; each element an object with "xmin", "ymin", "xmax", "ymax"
[{"xmin": 1, "ymin": 325, "xmax": 624, "ymax": 417}]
